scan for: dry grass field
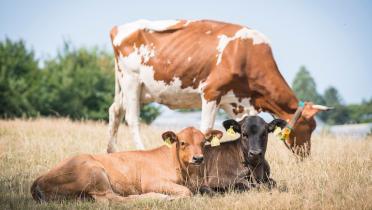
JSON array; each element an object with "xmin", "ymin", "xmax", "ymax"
[{"xmin": 0, "ymin": 118, "xmax": 371, "ymax": 210}]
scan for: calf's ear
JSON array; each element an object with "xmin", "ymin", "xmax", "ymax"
[
  {"xmin": 204, "ymin": 129, "xmax": 223, "ymax": 142},
  {"xmin": 162, "ymin": 131, "xmax": 178, "ymax": 143},
  {"xmin": 267, "ymin": 119, "xmax": 287, "ymax": 133},
  {"xmin": 222, "ymin": 119, "xmax": 241, "ymax": 133}
]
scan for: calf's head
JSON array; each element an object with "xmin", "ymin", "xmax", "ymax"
[
  {"xmin": 162, "ymin": 127, "xmax": 223, "ymax": 166},
  {"xmin": 223, "ymin": 116, "xmax": 287, "ymax": 166}
]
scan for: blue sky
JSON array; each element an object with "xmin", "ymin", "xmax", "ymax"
[{"xmin": 1, "ymin": 0, "xmax": 371, "ymax": 104}]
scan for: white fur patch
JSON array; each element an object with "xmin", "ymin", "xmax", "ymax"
[
  {"xmin": 113, "ymin": 19, "xmax": 180, "ymax": 46},
  {"xmin": 117, "ymin": 44, "xmax": 202, "ymax": 109},
  {"xmin": 220, "ymin": 90, "xmax": 258, "ymax": 121},
  {"xmin": 216, "ymin": 27, "xmax": 270, "ymax": 64}
]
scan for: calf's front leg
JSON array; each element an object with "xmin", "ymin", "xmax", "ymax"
[{"xmin": 148, "ymin": 181, "xmax": 192, "ymax": 199}]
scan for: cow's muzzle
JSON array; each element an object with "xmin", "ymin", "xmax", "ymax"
[
  {"xmin": 191, "ymin": 155, "xmax": 204, "ymax": 165},
  {"xmin": 247, "ymin": 150, "xmax": 263, "ymax": 165}
]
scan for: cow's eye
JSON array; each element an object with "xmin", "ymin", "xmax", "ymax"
[{"xmin": 180, "ymin": 142, "xmax": 187, "ymax": 146}]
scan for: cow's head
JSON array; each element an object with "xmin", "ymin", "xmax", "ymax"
[
  {"xmin": 223, "ymin": 116, "xmax": 287, "ymax": 166},
  {"xmin": 162, "ymin": 127, "xmax": 223, "ymax": 166},
  {"xmin": 288, "ymin": 102, "xmax": 333, "ymax": 156}
]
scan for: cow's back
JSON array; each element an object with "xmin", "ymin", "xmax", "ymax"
[
  {"xmin": 111, "ymin": 20, "xmax": 258, "ymax": 109},
  {"xmin": 202, "ymin": 140, "xmax": 246, "ymax": 188}
]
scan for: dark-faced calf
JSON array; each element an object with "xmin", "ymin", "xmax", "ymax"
[{"xmin": 197, "ymin": 116, "xmax": 287, "ymax": 194}]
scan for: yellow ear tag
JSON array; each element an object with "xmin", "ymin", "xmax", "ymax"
[
  {"xmin": 211, "ymin": 136, "xmax": 220, "ymax": 147},
  {"xmin": 280, "ymin": 127, "xmax": 291, "ymax": 141},
  {"xmin": 227, "ymin": 126, "xmax": 235, "ymax": 136},
  {"xmin": 273, "ymin": 126, "xmax": 282, "ymax": 136},
  {"xmin": 164, "ymin": 137, "xmax": 172, "ymax": 148}
]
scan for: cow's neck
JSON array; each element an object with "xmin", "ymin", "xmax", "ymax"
[
  {"xmin": 260, "ymin": 96, "xmax": 298, "ymax": 121},
  {"xmin": 250, "ymin": 67, "xmax": 299, "ymax": 121},
  {"xmin": 171, "ymin": 144, "xmax": 190, "ymax": 183}
]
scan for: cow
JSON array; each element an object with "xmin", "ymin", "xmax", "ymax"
[
  {"xmin": 107, "ymin": 19, "xmax": 332, "ymax": 156},
  {"xmin": 194, "ymin": 116, "xmax": 287, "ymax": 194},
  {"xmin": 31, "ymin": 127, "xmax": 223, "ymax": 203}
]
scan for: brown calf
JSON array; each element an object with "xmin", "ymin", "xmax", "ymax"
[{"xmin": 31, "ymin": 127, "xmax": 222, "ymax": 202}]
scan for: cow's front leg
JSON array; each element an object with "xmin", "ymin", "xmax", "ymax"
[
  {"xmin": 200, "ymin": 97, "xmax": 218, "ymax": 132},
  {"xmin": 123, "ymin": 75, "xmax": 145, "ymax": 150}
]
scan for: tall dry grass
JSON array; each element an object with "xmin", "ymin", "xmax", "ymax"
[{"xmin": 0, "ymin": 118, "xmax": 371, "ymax": 210}]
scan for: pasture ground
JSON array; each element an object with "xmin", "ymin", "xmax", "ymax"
[{"xmin": 0, "ymin": 118, "xmax": 371, "ymax": 210}]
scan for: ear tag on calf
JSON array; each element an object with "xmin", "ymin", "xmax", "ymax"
[
  {"xmin": 280, "ymin": 127, "xmax": 291, "ymax": 141},
  {"xmin": 211, "ymin": 136, "xmax": 221, "ymax": 147},
  {"xmin": 227, "ymin": 126, "xmax": 235, "ymax": 136},
  {"xmin": 273, "ymin": 126, "xmax": 282, "ymax": 136},
  {"xmin": 164, "ymin": 137, "xmax": 172, "ymax": 148}
]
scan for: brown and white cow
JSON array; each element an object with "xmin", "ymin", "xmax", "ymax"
[
  {"xmin": 31, "ymin": 127, "xmax": 223, "ymax": 202},
  {"xmin": 107, "ymin": 19, "xmax": 331, "ymax": 155}
]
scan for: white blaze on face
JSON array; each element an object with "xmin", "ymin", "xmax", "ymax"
[
  {"xmin": 216, "ymin": 27, "xmax": 270, "ymax": 64},
  {"xmin": 113, "ymin": 19, "xmax": 180, "ymax": 46}
]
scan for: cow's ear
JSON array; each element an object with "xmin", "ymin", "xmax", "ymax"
[
  {"xmin": 205, "ymin": 129, "xmax": 223, "ymax": 142},
  {"xmin": 222, "ymin": 119, "xmax": 241, "ymax": 133},
  {"xmin": 162, "ymin": 131, "xmax": 178, "ymax": 143},
  {"xmin": 267, "ymin": 119, "xmax": 287, "ymax": 133}
]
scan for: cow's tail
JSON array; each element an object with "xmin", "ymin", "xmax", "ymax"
[{"xmin": 30, "ymin": 177, "xmax": 45, "ymax": 202}]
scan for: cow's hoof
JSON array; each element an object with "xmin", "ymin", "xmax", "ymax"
[
  {"xmin": 199, "ymin": 186, "xmax": 215, "ymax": 196},
  {"xmin": 107, "ymin": 145, "xmax": 117, "ymax": 153}
]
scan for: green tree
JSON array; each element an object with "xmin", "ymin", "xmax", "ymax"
[
  {"xmin": 323, "ymin": 86, "xmax": 342, "ymax": 107},
  {"xmin": 321, "ymin": 86, "xmax": 349, "ymax": 124},
  {"xmin": 38, "ymin": 42, "xmax": 160, "ymax": 123},
  {"xmin": 140, "ymin": 103, "xmax": 161, "ymax": 124},
  {"xmin": 292, "ymin": 66, "xmax": 324, "ymax": 104},
  {"xmin": 0, "ymin": 38, "xmax": 41, "ymax": 118},
  {"xmin": 0, "ymin": 39, "xmax": 161, "ymax": 124},
  {"xmin": 37, "ymin": 43, "xmax": 115, "ymax": 120},
  {"xmin": 347, "ymin": 99, "xmax": 372, "ymax": 123}
]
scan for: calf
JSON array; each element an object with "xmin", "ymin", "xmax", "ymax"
[
  {"xmin": 199, "ymin": 116, "xmax": 287, "ymax": 194},
  {"xmin": 31, "ymin": 127, "xmax": 223, "ymax": 203}
]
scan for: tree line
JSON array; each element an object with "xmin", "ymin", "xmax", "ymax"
[
  {"xmin": 292, "ymin": 66, "xmax": 371, "ymax": 124},
  {"xmin": 0, "ymin": 39, "xmax": 160, "ymax": 123},
  {"xmin": 0, "ymin": 39, "xmax": 370, "ymax": 125}
]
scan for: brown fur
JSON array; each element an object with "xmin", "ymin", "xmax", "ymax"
[
  {"xmin": 31, "ymin": 127, "xmax": 222, "ymax": 202},
  {"xmin": 111, "ymin": 19, "xmax": 326, "ymax": 156}
]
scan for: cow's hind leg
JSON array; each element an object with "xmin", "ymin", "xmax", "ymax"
[
  {"xmin": 108, "ymin": 101, "xmax": 124, "ymax": 153},
  {"xmin": 108, "ymin": 62, "xmax": 125, "ymax": 153},
  {"xmin": 31, "ymin": 158, "xmax": 113, "ymax": 202}
]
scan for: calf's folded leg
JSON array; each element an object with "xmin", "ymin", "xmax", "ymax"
[{"xmin": 31, "ymin": 157, "xmax": 114, "ymax": 202}]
